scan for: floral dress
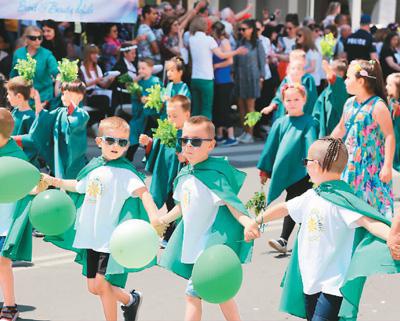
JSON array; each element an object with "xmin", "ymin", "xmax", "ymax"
[{"xmin": 341, "ymin": 96, "xmax": 394, "ymax": 218}]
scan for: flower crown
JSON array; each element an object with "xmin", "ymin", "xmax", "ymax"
[
  {"xmin": 352, "ymin": 60, "xmax": 377, "ymax": 79},
  {"xmin": 281, "ymin": 83, "xmax": 306, "ymax": 97}
]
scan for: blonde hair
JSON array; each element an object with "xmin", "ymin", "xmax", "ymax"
[
  {"xmin": 98, "ymin": 116, "xmax": 130, "ymax": 136},
  {"xmin": 186, "ymin": 116, "xmax": 215, "ymax": 137},
  {"xmin": 6, "ymin": 76, "xmax": 32, "ymax": 100},
  {"xmin": 289, "ymin": 49, "xmax": 306, "ymax": 63},
  {"xmin": 83, "ymin": 44, "xmax": 100, "ymax": 78},
  {"xmin": 0, "ymin": 108, "xmax": 14, "ymax": 138},
  {"xmin": 23, "ymin": 26, "xmax": 43, "ymax": 38},
  {"xmin": 169, "ymin": 95, "xmax": 191, "ymax": 112},
  {"xmin": 387, "ymin": 73, "xmax": 400, "ymax": 99}
]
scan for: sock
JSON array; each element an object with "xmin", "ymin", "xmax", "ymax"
[{"xmin": 126, "ymin": 293, "xmax": 136, "ymax": 307}]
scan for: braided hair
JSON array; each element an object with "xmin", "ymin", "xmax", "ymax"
[{"xmin": 317, "ymin": 137, "xmax": 348, "ymax": 172}]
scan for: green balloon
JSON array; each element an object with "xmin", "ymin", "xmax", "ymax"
[
  {"xmin": 192, "ymin": 245, "xmax": 243, "ymax": 304},
  {"xmin": 0, "ymin": 156, "xmax": 41, "ymax": 203},
  {"xmin": 110, "ymin": 219, "xmax": 159, "ymax": 269},
  {"xmin": 29, "ymin": 190, "xmax": 76, "ymax": 236}
]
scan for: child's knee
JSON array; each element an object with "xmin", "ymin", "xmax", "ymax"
[
  {"xmin": 185, "ymin": 294, "xmax": 201, "ymax": 305},
  {"xmin": 0, "ymin": 256, "xmax": 12, "ymax": 268},
  {"xmin": 87, "ymin": 280, "xmax": 98, "ymax": 296},
  {"xmin": 94, "ymin": 275, "xmax": 110, "ymax": 295}
]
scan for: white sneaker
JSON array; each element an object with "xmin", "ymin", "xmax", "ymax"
[
  {"xmin": 240, "ymin": 133, "xmax": 254, "ymax": 144},
  {"xmin": 237, "ymin": 132, "xmax": 247, "ymax": 142}
]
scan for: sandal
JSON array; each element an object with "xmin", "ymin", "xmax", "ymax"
[{"xmin": 0, "ymin": 305, "xmax": 19, "ymax": 321}]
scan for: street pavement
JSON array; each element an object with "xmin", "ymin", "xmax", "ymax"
[{"xmin": 2, "ymin": 140, "xmax": 400, "ymax": 321}]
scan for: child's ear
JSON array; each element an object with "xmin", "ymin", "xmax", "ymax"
[{"xmin": 95, "ymin": 137, "xmax": 102, "ymax": 147}]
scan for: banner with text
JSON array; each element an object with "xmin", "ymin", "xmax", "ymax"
[{"xmin": 0, "ymin": 0, "xmax": 138, "ymax": 23}]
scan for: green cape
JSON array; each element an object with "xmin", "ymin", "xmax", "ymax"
[
  {"xmin": 29, "ymin": 107, "xmax": 89, "ymax": 179},
  {"xmin": 313, "ymin": 76, "xmax": 348, "ymax": 137},
  {"xmin": 0, "ymin": 139, "xmax": 33, "ymax": 261},
  {"xmin": 271, "ymin": 74, "xmax": 318, "ymax": 123},
  {"xmin": 45, "ymin": 156, "xmax": 156, "ymax": 288},
  {"xmin": 159, "ymin": 157, "xmax": 253, "ymax": 280},
  {"xmin": 145, "ymin": 130, "xmax": 183, "ymax": 208},
  {"xmin": 279, "ymin": 180, "xmax": 400, "ymax": 321},
  {"xmin": 257, "ymin": 115, "xmax": 317, "ymax": 204}
]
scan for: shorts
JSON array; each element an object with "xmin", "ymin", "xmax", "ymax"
[
  {"xmin": 86, "ymin": 249, "xmax": 110, "ymax": 278},
  {"xmin": 185, "ymin": 278, "xmax": 200, "ymax": 298},
  {"xmin": 0, "ymin": 236, "xmax": 5, "ymax": 251}
]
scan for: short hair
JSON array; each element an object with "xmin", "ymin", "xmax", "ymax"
[
  {"xmin": 185, "ymin": 116, "xmax": 215, "ymax": 137},
  {"xmin": 61, "ymin": 80, "xmax": 86, "ymax": 95},
  {"xmin": 139, "ymin": 57, "xmax": 155, "ymax": 67},
  {"xmin": 189, "ymin": 16, "xmax": 208, "ymax": 34},
  {"xmin": 23, "ymin": 26, "xmax": 43, "ymax": 38},
  {"xmin": 281, "ymin": 83, "xmax": 307, "ymax": 100},
  {"xmin": 332, "ymin": 59, "xmax": 348, "ymax": 75},
  {"xmin": 6, "ymin": 76, "xmax": 32, "ymax": 100},
  {"xmin": 142, "ymin": 4, "xmax": 157, "ymax": 19},
  {"xmin": 98, "ymin": 116, "xmax": 130, "ymax": 136},
  {"xmin": 0, "ymin": 108, "xmax": 14, "ymax": 139},
  {"xmin": 310, "ymin": 137, "xmax": 348, "ymax": 173},
  {"xmin": 289, "ymin": 49, "xmax": 306, "ymax": 62},
  {"xmin": 169, "ymin": 95, "xmax": 191, "ymax": 112}
]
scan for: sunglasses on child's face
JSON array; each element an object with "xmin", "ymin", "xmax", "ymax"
[
  {"xmin": 179, "ymin": 137, "xmax": 213, "ymax": 148},
  {"xmin": 27, "ymin": 35, "xmax": 43, "ymax": 41},
  {"xmin": 102, "ymin": 136, "xmax": 129, "ymax": 147},
  {"xmin": 302, "ymin": 158, "xmax": 319, "ymax": 166}
]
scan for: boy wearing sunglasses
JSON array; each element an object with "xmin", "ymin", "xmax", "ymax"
[
  {"xmin": 158, "ymin": 116, "xmax": 259, "ymax": 321},
  {"xmin": 43, "ymin": 116, "xmax": 166, "ymax": 321},
  {"xmin": 140, "ymin": 95, "xmax": 190, "ymax": 246},
  {"xmin": 247, "ymin": 137, "xmax": 399, "ymax": 321}
]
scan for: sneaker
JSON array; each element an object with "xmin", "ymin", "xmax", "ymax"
[
  {"xmin": 160, "ymin": 239, "xmax": 168, "ymax": 249},
  {"xmin": 121, "ymin": 290, "xmax": 142, "ymax": 321},
  {"xmin": 239, "ymin": 133, "xmax": 254, "ymax": 144},
  {"xmin": 215, "ymin": 136, "xmax": 226, "ymax": 145},
  {"xmin": 0, "ymin": 305, "xmax": 19, "ymax": 321},
  {"xmin": 32, "ymin": 229, "xmax": 44, "ymax": 238},
  {"xmin": 237, "ymin": 132, "xmax": 247, "ymax": 142},
  {"xmin": 268, "ymin": 238, "xmax": 288, "ymax": 253},
  {"xmin": 222, "ymin": 138, "xmax": 239, "ymax": 147}
]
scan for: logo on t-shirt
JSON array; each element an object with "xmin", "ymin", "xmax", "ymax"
[
  {"xmin": 182, "ymin": 188, "xmax": 190, "ymax": 210},
  {"xmin": 86, "ymin": 177, "xmax": 103, "ymax": 202},
  {"xmin": 306, "ymin": 208, "xmax": 324, "ymax": 241}
]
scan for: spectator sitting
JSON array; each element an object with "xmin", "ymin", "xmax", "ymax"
[{"xmin": 41, "ymin": 20, "xmax": 67, "ymax": 61}]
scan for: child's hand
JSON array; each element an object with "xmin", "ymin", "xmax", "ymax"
[
  {"xmin": 388, "ymin": 233, "xmax": 400, "ymax": 260},
  {"xmin": 150, "ymin": 217, "xmax": 169, "ymax": 237},
  {"xmin": 139, "ymin": 134, "xmax": 150, "ymax": 146},
  {"xmin": 141, "ymin": 96, "xmax": 149, "ymax": 104},
  {"xmin": 244, "ymin": 220, "xmax": 261, "ymax": 242},
  {"xmin": 176, "ymin": 152, "xmax": 187, "ymax": 163},
  {"xmin": 41, "ymin": 173, "xmax": 60, "ymax": 188},
  {"xmin": 30, "ymin": 174, "xmax": 49, "ymax": 195},
  {"xmin": 260, "ymin": 175, "xmax": 268, "ymax": 185},
  {"xmin": 379, "ymin": 165, "xmax": 392, "ymax": 183},
  {"xmin": 261, "ymin": 104, "xmax": 276, "ymax": 115}
]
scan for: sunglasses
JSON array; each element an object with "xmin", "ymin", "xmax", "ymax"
[
  {"xmin": 302, "ymin": 158, "xmax": 319, "ymax": 166},
  {"xmin": 27, "ymin": 35, "xmax": 43, "ymax": 41},
  {"xmin": 102, "ymin": 136, "xmax": 129, "ymax": 147},
  {"xmin": 238, "ymin": 28, "xmax": 249, "ymax": 32},
  {"xmin": 296, "ymin": 34, "xmax": 303, "ymax": 38},
  {"xmin": 179, "ymin": 137, "xmax": 213, "ymax": 147}
]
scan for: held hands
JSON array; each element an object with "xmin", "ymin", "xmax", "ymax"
[
  {"xmin": 150, "ymin": 216, "xmax": 169, "ymax": 238},
  {"xmin": 244, "ymin": 219, "xmax": 261, "ymax": 242},
  {"xmin": 139, "ymin": 134, "xmax": 151, "ymax": 146},
  {"xmin": 41, "ymin": 173, "xmax": 61, "ymax": 188},
  {"xmin": 30, "ymin": 174, "xmax": 50, "ymax": 195},
  {"xmin": 379, "ymin": 165, "xmax": 392, "ymax": 183},
  {"xmin": 387, "ymin": 233, "xmax": 400, "ymax": 260}
]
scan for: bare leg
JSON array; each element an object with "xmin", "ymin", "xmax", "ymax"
[
  {"xmin": 219, "ymin": 298, "xmax": 241, "ymax": 321},
  {"xmin": 0, "ymin": 256, "xmax": 15, "ymax": 306},
  {"xmin": 227, "ymin": 127, "xmax": 235, "ymax": 139},
  {"xmin": 112, "ymin": 285, "xmax": 131, "ymax": 305},
  {"xmin": 217, "ymin": 127, "xmax": 224, "ymax": 138},
  {"xmin": 237, "ymin": 98, "xmax": 246, "ymax": 132},
  {"xmin": 184, "ymin": 295, "xmax": 202, "ymax": 321},
  {"xmin": 95, "ymin": 274, "xmax": 118, "ymax": 321}
]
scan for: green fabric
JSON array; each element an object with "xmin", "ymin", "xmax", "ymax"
[
  {"xmin": 29, "ymin": 107, "xmax": 89, "ymax": 179},
  {"xmin": 12, "ymin": 108, "xmax": 38, "ymax": 165},
  {"xmin": 389, "ymin": 99, "xmax": 400, "ymax": 172},
  {"xmin": 10, "ymin": 46, "xmax": 59, "ymax": 102},
  {"xmin": 279, "ymin": 180, "xmax": 400, "ymax": 321},
  {"xmin": 45, "ymin": 156, "xmax": 156, "ymax": 288},
  {"xmin": 145, "ymin": 130, "xmax": 183, "ymax": 208},
  {"xmin": 161, "ymin": 82, "xmax": 191, "ymax": 119},
  {"xmin": 190, "ymin": 79, "xmax": 214, "ymax": 120},
  {"xmin": 0, "ymin": 139, "xmax": 33, "ymax": 261},
  {"xmin": 257, "ymin": 115, "xmax": 317, "ymax": 203},
  {"xmin": 159, "ymin": 157, "xmax": 253, "ymax": 280},
  {"xmin": 313, "ymin": 77, "xmax": 348, "ymax": 137},
  {"xmin": 129, "ymin": 76, "xmax": 161, "ymax": 145},
  {"xmin": 271, "ymin": 74, "xmax": 318, "ymax": 123}
]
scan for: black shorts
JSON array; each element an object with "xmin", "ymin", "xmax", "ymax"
[{"xmin": 86, "ymin": 249, "xmax": 110, "ymax": 278}]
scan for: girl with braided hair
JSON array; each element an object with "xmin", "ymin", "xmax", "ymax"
[
  {"xmin": 257, "ymin": 84, "xmax": 317, "ymax": 253},
  {"xmin": 247, "ymin": 137, "xmax": 400, "ymax": 321},
  {"xmin": 331, "ymin": 59, "xmax": 395, "ymax": 218}
]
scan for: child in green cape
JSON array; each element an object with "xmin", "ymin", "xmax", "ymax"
[
  {"xmin": 127, "ymin": 58, "xmax": 162, "ymax": 161},
  {"xmin": 385, "ymin": 72, "xmax": 400, "ymax": 172},
  {"xmin": 158, "ymin": 116, "xmax": 259, "ymax": 321},
  {"xmin": 261, "ymin": 50, "xmax": 318, "ymax": 123},
  {"xmin": 29, "ymin": 80, "xmax": 89, "ymax": 179},
  {"xmin": 6, "ymin": 76, "xmax": 40, "ymax": 165},
  {"xmin": 258, "ymin": 84, "xmax": 317, "ymax": 254},
  {"xmin": 0, "ymin": 108, "xmax": 47, "ymax": 321},
  {"xmin": 313, "ymin": 59, "xmax": 349, "ymax": 137},
  {"xmin": 247, "ymin": 137, "xmax": 399, "ymax": 321},
  {"xmin": 43, "ymin": 116, "xmax": 166, "ymax": 321},
  {"xmin": 139, "ymin": 95, "xmax": 190, "ymax": 245}
]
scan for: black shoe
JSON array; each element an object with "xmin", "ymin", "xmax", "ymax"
[
  {"xmin": 268, "ymin": 238, "xmax": 288, "ymax": 253},
  {"xmin": 32, "ymin": 229, "xmax": 45, "ymax": 238},
  {"xmin": 121, "ymin": 290, "xmax": 142, "ymax": 321}
]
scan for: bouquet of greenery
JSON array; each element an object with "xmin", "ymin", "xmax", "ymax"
[
  {"xmin": 246, "ymin": 189, "xmax": 267, "ymax": 216},
  {"xmin": 118, "ymin": 72, "xmax": 133, "ymax": 85},
  {"xmin": 244, "ymin": 111, "xmax": 262, "ymax": 127},
  {"xmin": 126, "ymin": 81, "xmax": 142, "ymax": 97},
  {"xmin": 320, "ymin": 33, "xmax": 336, "ymax": 59},
  {"xmin": 152, "ymin": 118, "xmax": 178, "ymax": 148},
  {"xmin": 14, "ymin": 53, "xmax": 36, "ymax": 83},
  {"xmin": 57, "ymin": 58, "xmax": 79, "ymax": 83},
  {"xmin": 144, "ymin": 84, "xmax": 165, "ymax": 113}
]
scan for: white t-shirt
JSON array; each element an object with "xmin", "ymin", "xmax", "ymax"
[
  {"xmin": 73, "ymin": 166, "xmax": 145, "ymax": 253},
  {"xmin": 173, "ymin": 175, "xmax": 223, "ymax": 263},
  {"xmin": 0, "ymin": 203, "xmax": 16, "ymax": 237},
  {"xmin": 123, "ymin": 58, "xmax": 137, "ymax": 80},
  {"xmin": 259, "ymin": 35, "xmax": 272, "ymax": 80},
  {"xmin": 280, "ymin": 37, "xmax": 296, "ymax": 54},
  {"xmin": 189, "ymin": 32, "xmax": 218, "ymax": 80},
  {"xmin": 286, "ymin": 189, "xmax": 363, "ymax": 296},
  {"xmin": 306, "ymin": 49, "xmax": 323, "ymax": 86}
]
